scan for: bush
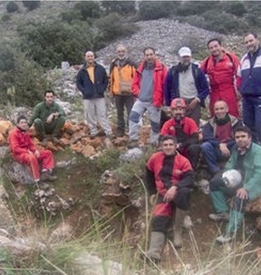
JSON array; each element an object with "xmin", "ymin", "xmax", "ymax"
[
  {"xmin": 6, "ymin": 2, "xmax": 19, "ymax": 13},
  {"xmin": 22, "ymin": 1, "xmax": 41, "ymax": 11},
  {"xmin": 101, "ymin": 1, "xmax": 136, "ymax": 15},
  {"xmin": 0, "ymin": 51, "xmax": 49, "ymax": 107},
  {"xmin": 17, "ymin": 21, "xmax": 94, "ymax": 68},
  {"xmin": 138, "ymin": 1, "xmax": 175, "ymax": 20},
  {"xmin": 176, "ymin": 1, "xmax": 220, "ymax": 16},
  {"xmin": 2, "ymin": 14, "xmax": 11, "ymax": 22},
  {"xmin": 73, "ymin": 1, "xmax": 101, "ymax": 19},
  {"xmin": 0, "ymin": 46, "xmax": 15, "ymax": 71}
]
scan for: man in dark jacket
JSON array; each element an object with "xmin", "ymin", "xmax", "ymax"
[
  {"xmin": 201, "ymin": 100, "xmax": 242, "ymax": 175},
  {"xmin": 76, "ymin": 51, "xmax": 112, "ymax": 138},
  {"xmin": 164, "ymin": 47, "xmax": 209, "ymax": 126}
]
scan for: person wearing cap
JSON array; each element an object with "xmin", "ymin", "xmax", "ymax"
[
  {"xmin": 160, "ymin": 98, "xmax": 200, "ymax": 170},
  {"xmin": 201, "ymin": 100, "xmax": 242, "ymax": 176},
  {"xmin": 200, "ymin": 38, "xmax": 240, "ymax": 118},
  {"xmin": 8, "ymin": 116, "xmax": 57, "ymax": 186},
  {"xmin": 128, "ymin": 47, "xmax": 167, "ymax": 148},
  {"xmin": 109, "ymin": 44, "xmax": 137, "ymax": 137},
  {"xmin": 164, "ymin": 46, "xmax": 209, "ymax": 126}
]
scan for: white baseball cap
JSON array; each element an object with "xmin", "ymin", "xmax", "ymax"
[{"xmin": 178, "ymin": 47, "xmax": 192, "ymax": 57}]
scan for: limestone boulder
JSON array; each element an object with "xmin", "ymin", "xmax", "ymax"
[
  {"xmin": 0, "ymin": 121, "xmax": 12, "ymax": 135},
  {"xmin": 6, "ymin": 161, "xmax": 35, "ymax": 185}
]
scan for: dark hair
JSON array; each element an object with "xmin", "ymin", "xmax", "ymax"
[
  {"xmin": 17, "ymin": 115, "xmax": 27, "ymax": 124},
  {"xmin": 244, "ymin": 32, "xmax": 258, "ymax": 39},
  {"xmin": 160, "ymin": 135, "xmax": 177, "ymax": 144},
  {"xmin": 143, "ymin": 47, "xmax": 155, "ymax": 54},
  {"xmin": 234, "ymin": 126, "xmax": 252, "ymax": 137},
  {"xmin": 44, "ymin": 89, "xmax": 55, "ymax": 96},
  {"xmin": 207, "ymin": 38, "xmax": 222, "ymax": 47}
]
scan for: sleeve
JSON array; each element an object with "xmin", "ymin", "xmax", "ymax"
[
  {"xmin": 176, "ymin": 158, "xmax": 194, "ymax": 188},
  {"xmin": 76, "ymin": 70, "xmax": 84, "ymax": 94},
  {"xmin": 8, "ymin": 130, "xmax": 28, "ymax": 154},
  {"xmin": 102, "ymin": 67, "xmax": 109, "ymax": 91},
  {"xmin": 199, "ymin": 58, "xmax": 208, "ymax": 74},
  {"xmin": 202, "ymin": 123, "xmax": 219, "ymax": 145},
  {"xmin": 109, "ymin": 63, "xmax": 114, "ymax": 94},
  {"xmin": 28, "ymin": 104, "xmax": 40, "ymax": 127},
  {"xmin": 131, "ymin": 70, "xmax": 140, "ymax": 97},
  {"xmin": 146, "ymin": 155, "xmax": 157, "ymax": 195},
  {"xmin": 197, "ymin": 68, "xmax": 210, "ymax": 101},
  {"xmin": 160, "ymin": 120, "xmax": 172, "ymax": 136},
  {"xmin": 164, "ymin": 69, "xmax": 172, "ymax": 106}
]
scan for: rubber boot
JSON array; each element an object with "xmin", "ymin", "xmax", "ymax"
[
  {"xmin": 173, "ymin": 209, "xmax": 187, "ymax": 248},
  {"xmin": 146, "ymin": 231, "xmax": 165, "ymax": 262}
]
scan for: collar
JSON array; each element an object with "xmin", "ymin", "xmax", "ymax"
[
  {"xmin": 17, "ymin": 126, "xmax": 26, "ymax": 133},
  {"xmin": 237, "ymin": 142, "xmax": 251, "ymax": 155}
]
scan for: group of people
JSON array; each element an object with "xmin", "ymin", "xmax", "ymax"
[{"xmin": 7, "ymin": 31, "xmax": 261, "ymax": 261}]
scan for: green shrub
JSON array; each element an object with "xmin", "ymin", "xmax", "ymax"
[
  {"xmin": 101, "ymin": 1, "xmax": 136, "ymax": 15},
  {"xmin": 22, "ymin": 0, "xmax": 41, "ymax": 11},
  {"xmin": 223, "ymin": 1, "xmax": 247, "ymax": 17},
  {"xmin": 0, "ymin": 46, "xmax": 15, "ymax": 71},
  {"xmin": 74, "ymin": 1, "xmax": 101, "ymax": 19},
  {"xmin": 176, "ymin": 1, "xmax": 220, "ymax": 16},
  {"xmin": 2, "ymin": 14, "xmax": 11, "ymax": 22},
  {"xmin": 6, "ymin": 2, "xmax": 19, "ymax": 13},
  {"xmin": 138, "ymin": 1, "xmax": 175, "ymax": 20},
  {"xmin": 60, "ymin": 9, "xmax": 82, "ymax": 24},
  {"xmin": 17, "ymin": 21, "xmax": 94, "ymax": 68}
]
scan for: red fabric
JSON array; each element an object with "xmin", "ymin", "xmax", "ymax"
[
  {"xmin": 131, "ymin": 59, "xmax": 167, "ymax": 107},
  {"xmin": 215, "ymin": 123, "xmax": 233, "ymax": 143},
  {"xmin": 146, "ymin": 151, "xmax": 192, "ymax": 197},
  {"xmin": 8, "ymin": 127, "xmax": 54, "ymax": 180},
  {"xmin": 201, "ymin": 52, "xmax": 240, "ymax": 117},
  {"xmin": 160, "ymin": 117, "xmax": 198, "ymax": 137},
  {"xmin": 152, "ymin": 203, "xmax": 173, "ymax": 218}
]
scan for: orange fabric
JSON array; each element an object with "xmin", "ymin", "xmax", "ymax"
[
  {"xmin": 132, "ymin": 59, "xmax": 167, "ymax": 107},
  {"xmin": 87, "ymin": 65, "xmax": 95, "ymax": 83},
  {"xmin": 8, "ymin": 127, "xmax": 54, "ymax": 180}
]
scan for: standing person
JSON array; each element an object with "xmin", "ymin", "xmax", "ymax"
[
  {"xmin": 109, "ymin": 44, "xmax": 136, "ymax": 137},
  {"xmin": 9, "ymin": 116, "xmax": 57, "ymax": 186},
  {"xmin": 145, "ymin": 135, "xmax": 194, "ymax": 261},
  {"xmin": 76, "ymin": 51, "xmax": 113, "ymax": 138},
  {"xmin": 237, "ymin": 32, "xmax": 261, "ymax": 143},
  {"xmin": 200, "ymin": 38, "xmax": 240, "ymax": 118},
  {"xmin": 165, "ymin": 47, "xmax": 209, "ymax": 126},
  {"xmin": 128, "ymin": 47, "xmax": 167, "ymax": 148},
  {"xmin": 28, "ymin": 90, "xmax": 66, "ymax": 145},
  {"xmin": 208, "ymin": 126, "xmax": 261, "ymax": 244}
]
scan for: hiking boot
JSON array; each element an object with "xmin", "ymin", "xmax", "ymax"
[
  {"xmin": 40, "ymin": 172, "xmax": 57, "ymax": 182},
  {"xmin": 127, "ymin": 139, "xmax": 139, "ymax": 149},
  {"xmin": 216, "ymin": 234, "xmax": 233, "ymax": 244},
  {"xmin": 209, "ymin": 212, "xmax": 229, "ymax": 222}
]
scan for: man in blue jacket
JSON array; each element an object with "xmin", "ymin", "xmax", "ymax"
[
  {"xmin": 76, "ymin": 51, "xmax": 112, "ymax": 138},
  {"xmin": 164, "ymin": 47, "xmax": 209, "ymax": 126},
  {"xmin": 237, "ymin": 32, "xmax": 261, "ymax": 143}
]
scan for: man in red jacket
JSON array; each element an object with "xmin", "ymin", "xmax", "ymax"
[
  {"xmin": 128, "ymin": 47, "xmax": 167, "ymax": 148},
  {"xmin": 8, "ymin": 116, "xmax": 57, "ymax": 186},
  {"xmin": 145, "ymin": 135, "xmax": 194, "ymax": 261},
  {"xmin": 200, "ymin": 38, "xmax": 240, "ymax": 117}
]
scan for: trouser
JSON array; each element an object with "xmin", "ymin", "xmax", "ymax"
[
  {"xmin": 183, "ymin": 98, "xmax": 201, "ymax": 126},
  {"xmin": 13, "ymin": 149, "xmax": 55, "ymax": 181},
  {"xmin": 209, "ymin": 88, "xmax": 239, "ymax": 118},
  {"xmin": 83, "ymin": 98, "xmax": 112, "ymax": 136},
  {"xmin": 129, "ymin": 100, "xmax": 161, "ymax": 144},
  {"xmin": 114, "ymin": 94, "xmax": 134, "ymax": 133},
  {"xmin": 209, "ymin": 177, "xmax": 248, "ymax": 234},
  {"xmin": 201, "ymin": 141, "xmax": 231, "ymax": 174},
  {"xmin": 151, "ymin": 187, "xmax": 191, "ymax": 234},
  {"xmin": 242, "ymin": 96, "xmax": 261, "ymax": 143},
  {"xmin": 34, "ymin": 117, "xmax": 66, "ymax": 139}
]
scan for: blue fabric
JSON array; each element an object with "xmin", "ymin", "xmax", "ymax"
[
  {"xmin": 76, "ymin": 63, "xmax": 108, "ymax": 99},
  {"xmin": 164, "ymin": 63, "xmax": 209, "ymax": 106}
]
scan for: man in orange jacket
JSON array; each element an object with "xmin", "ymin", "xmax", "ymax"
[
  {"xmin": 200, "ymin": 38, "xmax": 240, "ymax": 118},
  {"xmin": 8, "ymin": 116, "xmax": 57, "ymax": 186}
]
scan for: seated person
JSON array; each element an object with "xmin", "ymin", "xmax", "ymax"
[
  {"xmin": 28, "ymin": 89, "xmax": 66, "ymax": 145},
  {"xmin": 145, "ymin": 135, "xmax": 194, "ymax": 261},
  {"xmin": 8, "ymin": 116, "xmax": 57, "ymax": 185},
  {"xmin": 160, "ymin": 98, "xmax": 200, "ymax": 170},
  {"xmin": 208, "ymin": 126, "xmax": 261, "ymax": 244},
  {"xmin": 201, "ymin": 100, "xmax": 242, "ymax": 175}
]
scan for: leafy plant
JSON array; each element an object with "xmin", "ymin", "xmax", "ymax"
[
  {"xmin": 6, "ymin": 2, "xmax": 19, "ymax": 13},
  {"xmin": 22, "ymin": 0, "xmax": 41, "ymax": 11}
]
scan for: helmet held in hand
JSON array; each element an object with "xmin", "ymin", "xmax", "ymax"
[{"xmin": 222, "ymin": 169, "xmax": 242, "ymax": 188}]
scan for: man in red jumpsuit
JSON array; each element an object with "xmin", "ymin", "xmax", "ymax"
[
  {"xmin": 200, "ymin": 38, "xmax": 240, "ymax": 118},
  {"xmin": 145, "ymin": 135, "xmax": 194, "ymax": 262},
  {"xmin": 8, "ymin": 116, "xmax": 57, "ymax": 185}
]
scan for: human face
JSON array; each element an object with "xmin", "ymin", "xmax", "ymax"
[
  {"xmin": 171, "ymin": 107, "xmax": 186, "ymax": 121},
  {"xmin": 235, "ymin": 131, "xmax": 251, "ymax": 150},
  {"xmin": 144, "ymin": 49, "xmax": 156, "ymax": 65},
  {"xmin": 162, "ymin": 139, "xmax": 176, "ymax": 156},
  {"xmin": 208, "ymin": 40, "xmax": 222, "ymax": 58},
  {"xmin": 45, "ymin": 92, "xmax": 54, "ymax": 105},
  {"xmin": 214, "ymin": 101, "xmax": 228, "ymax": 119},
  {"xmin": 117, "ymin": 46, "xmax": 127, "ymax": 59},
  {"xmin": 180, "ymin": 56, "xmax": 191, "ymax": 66},
  {"xmin": 17, "ymin": 119, "xmax": 28, "ymax": 131},
  {"xmin": 85, "ymin": 51, "xmax": 95, "ymax": 64},
  {"xmin": 244, "ymin": 34, "xmax": 259, "ymax": 54}
]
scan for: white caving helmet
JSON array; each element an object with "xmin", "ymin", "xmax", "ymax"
[{"xmin": 222, "ymin": 169, "xmax": 242, "ymax": 188}]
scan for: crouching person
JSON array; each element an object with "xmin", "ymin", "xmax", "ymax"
[
  {"xmin": 209, "ymin": 126, "xmax": 261, "ymax": 244},
  {"xmin": 8, "ymin": 116, "xmax": 57, "ymax": 186},
  {"xmin": 145, "ymin": 135, "xmax": 194, "ymax": 262}
]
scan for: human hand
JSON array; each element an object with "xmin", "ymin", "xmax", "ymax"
[
  {"xmin": 219, "ymin": 143, "xmax": 230, "ymax": 157},
  {"xmin": 46, "ymin": 114, "xmax": 54, "ymax": 124},
  {"xmin": 164, "ymin": 186, "xmax": 177, "ymax": 203},
  {"xmin": 236, "ymin": 188, "xmax": 248, "ymax": 200},
  {"xmin": 187, "ymin": 98, "xmax": 198, "ymax": 111}
]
